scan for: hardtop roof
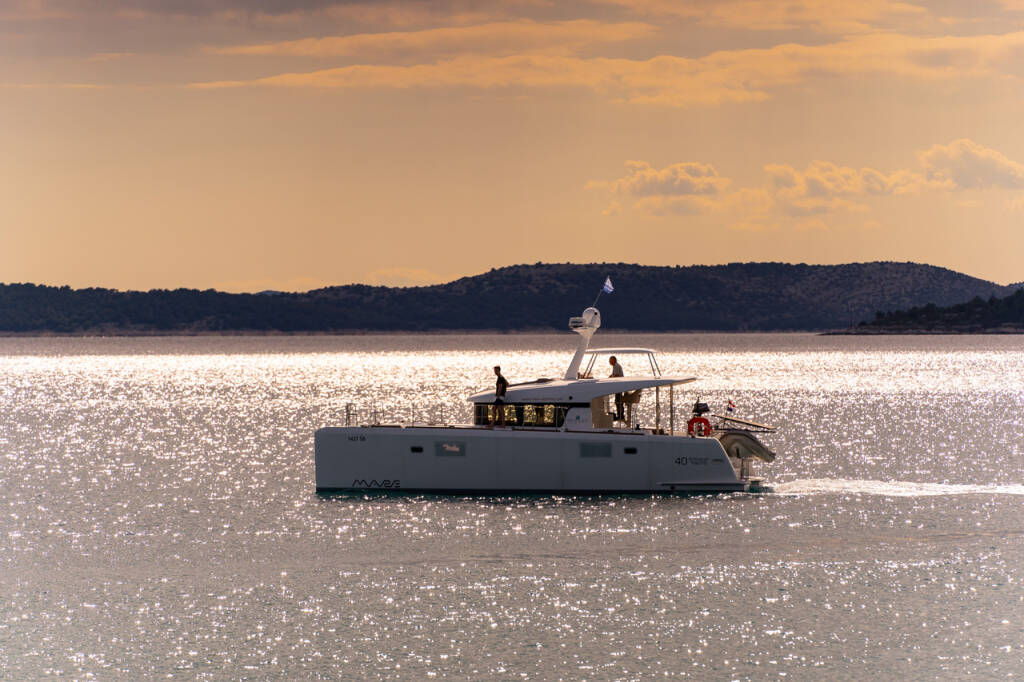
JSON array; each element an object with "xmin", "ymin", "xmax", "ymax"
[{"xmin": 467, "ymin": 375, "xmax": 696, "ymax": 404}]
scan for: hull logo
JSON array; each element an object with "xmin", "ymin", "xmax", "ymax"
[{"xmin": 351, "ymin": 479, "xmax": 401, "ymax": 488}]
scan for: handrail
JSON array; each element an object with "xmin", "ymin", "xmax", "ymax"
[{"xmin": 343, "ymin": 402, "xmax": 470, "ymax": 427}]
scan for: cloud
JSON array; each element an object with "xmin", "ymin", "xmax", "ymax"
[
  {"xmin": 590, "ymin": 139, "xmax": 1024, "ymax": 221},
  {"xmin": 591, "ymin": 158, "xmax": 912, "ymax": 218},
  {"xmin": 721, "ymin": 187, "xmax": 775, "ymax": 212},
  {"xmin": 0, "ymin": 0, "xmax": 517, "ymax": 34},
  {"xmin": 632, "ymin": 195, "xmax": 718, "ymax": 215},
  {"xmin": 0, "ymin": 0, "xmax": 75, "ymax": 21},
  {"xmin": 192, "ymin": 31, "xmax": 1024, "ymax": 108},
  {"xmin": 315, "ymin": 3, "xmax": 501, "ymax": 30},
  {"xmin": 601, "ymin": 201, "xmax": 622, "ymax": 216},
  {"xmin": 593, "ymin": 160, "xmax": 731, "ymax": 197},
  {"xmin": 0, "ymin": 82, "xmax": 107, "ymax": 89},
  {"xmin": 3, "ymin": 0, "xmax": 346, "ymax": 19},
  {"xmin": 211, "ymin": 20, "xmax": 657, "ymax": 59},
  {"xmin": 587, "ymin": 160, "xmax": 730, "ymax": 215},
  {"xmin": 763, "ymin": 160, "xmax": 929, "ymax": 214},
  {"xmin": 598, "ymin": 0, "xmax": 928, "ymax": 35},
  {"xmin": 919, "ymin": 138, "xmax": 1024, "ymax": 189}
]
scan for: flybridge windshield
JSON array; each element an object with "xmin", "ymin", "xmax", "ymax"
[{"xmin": 580, "ymin": 348, "xmax": 662, "ymax": 378}]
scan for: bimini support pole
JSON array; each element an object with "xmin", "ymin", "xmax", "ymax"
[
  {"xmin": 655, "ymin": 386, "xmax": 661, "ymax": 432},
  {"xmin": 669, "ymin": 385, "xmax": 674, "ymax": 435}
]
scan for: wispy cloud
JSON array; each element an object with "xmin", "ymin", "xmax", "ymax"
[
  {"xmin": 1, "ymin": 0, "xmax": 348, "ymax": 20},
  {"xmin": 597, "ymin": 0, "xmax": 929, "ymax": 35},
  {"xmin": 0, "ymin": 0, "xmax": 552, "ymax": 30},
  {"xmin": 0, "ymin": 82, "xmax": 107, "ymax": 89},
  {"xmin": 210, "ymin": 20, "xmax": 656, "ymax": 59},
  {"xmin": 191, "ymin": 31, "xmax": 1024, "ymax": 107}
]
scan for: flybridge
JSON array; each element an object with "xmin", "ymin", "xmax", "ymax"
[{"xmin": 466, "ymin": 306, "xmax": 697, "ymax": 433}]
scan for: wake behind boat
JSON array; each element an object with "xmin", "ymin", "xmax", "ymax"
[{"xmin": 315, "ymin": 306, "xmax": 777, "ymax": 494}]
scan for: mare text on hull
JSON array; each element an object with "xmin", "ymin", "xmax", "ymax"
[{"xmin": 315, "ymin": 306, "xmax": 778, "ymax": 494}]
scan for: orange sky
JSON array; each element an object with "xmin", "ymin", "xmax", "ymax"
[{"xmin": 3, "ymin": 0, "xmax": 1024, "ymax": 290}]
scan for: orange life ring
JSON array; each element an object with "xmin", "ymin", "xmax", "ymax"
[{"xmin": 687, "ymin": 416, "xmax": 712, "ymax": 437}]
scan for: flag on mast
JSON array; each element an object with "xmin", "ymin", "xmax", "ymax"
[{"xmin": 593, "ymin": 276, "xmax": 615, "ymax": 307}]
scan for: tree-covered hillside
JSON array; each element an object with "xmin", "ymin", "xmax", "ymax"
[
  {"xmin": 0, "ymin": 262, "xmax": 1016, "ymax": 333},
  {"xmin": 857, "ymin": 288, "xmax": 1024, "ymax": 333}
]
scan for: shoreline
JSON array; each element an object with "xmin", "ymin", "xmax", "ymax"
[
  {"xmin": 4, "ymin": 327, "xmax": 1022, "ymax": 338},
  {"xmin": 0, "ymin": 328, "xmax": 827, "ymax": 338},
  {"xmin": 824, "ymin": 328, "xmax": 1024, "ymax": 335}
]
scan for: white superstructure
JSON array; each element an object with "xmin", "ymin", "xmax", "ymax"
[{"xmin": 315, "ymin": 306, "xmax": 777, "ymax": 494}]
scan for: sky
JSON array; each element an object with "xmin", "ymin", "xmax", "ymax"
[{"xmin": 2, "ymin": 0, "xmax": 1024, "ymax": 291}]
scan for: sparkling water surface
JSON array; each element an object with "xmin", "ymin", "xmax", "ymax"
[{"xmin": 2, "ymin": 334, "xmax": 1023, "ymax": 679}]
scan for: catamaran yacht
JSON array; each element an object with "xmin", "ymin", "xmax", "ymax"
[{"xmin": 315, "ymin": 307, "xmax": 777, "ymax": 493}]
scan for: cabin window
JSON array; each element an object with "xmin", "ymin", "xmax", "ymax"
[
  {"xmin": 472, "ymin": 403, "xmax": 572, "ymax": 427},
  {"xmin": 473, "ymin": 404, "xmax": 493, "ymax": 425},
  {"xmin": 580, "ymin": 443, "xmax": 612, "ymax": 458}
]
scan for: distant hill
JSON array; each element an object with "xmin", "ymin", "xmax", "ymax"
[
  {"xmin": 854, "ymin": 288, "xmax": 1024, "ymax": 333},
  {"xmin": 0, "ymin": 262, "xmax": 1017, "ymax": 334}
]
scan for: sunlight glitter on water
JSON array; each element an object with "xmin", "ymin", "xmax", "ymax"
[
  {"xmin": 775, "ymin": 479, "xmax": 1024, "ymax": 497},
  {"xmin": 1, "ymin": 334, "xmax": 1023, "ymax": 679}
]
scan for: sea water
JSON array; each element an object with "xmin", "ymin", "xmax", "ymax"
[{"xmin": 1, "ymin": 334, "xmax": 1022, "ymax": 679}]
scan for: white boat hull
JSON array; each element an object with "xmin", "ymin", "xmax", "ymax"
[{"xmin": 315, "ymin": 426, "xmax": 756, "ymax": 494}]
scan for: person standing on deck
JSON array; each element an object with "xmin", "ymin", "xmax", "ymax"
[
  {"xmin": 609, "ymin": 356, "xmax": 625, "ymax": 420},
  {"xmin": 493, "ymin": 366, "xmax": 509, "ymax": 427}
]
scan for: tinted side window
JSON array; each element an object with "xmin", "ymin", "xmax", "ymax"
[{"xmin": 580, "ymin": 443, "xmax": 611, "ymax": 458}]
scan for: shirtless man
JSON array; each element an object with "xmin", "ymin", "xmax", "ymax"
[
  {"xmin": 493, "ymin": 365, "xmax": 509, "ymax": 426},
  {"xmin": 609, "ymin": 356, "xmax": 625, "ymax": 420}
]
